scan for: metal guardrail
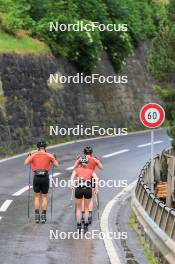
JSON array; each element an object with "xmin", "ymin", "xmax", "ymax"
[
  {"xmin": 132, "ymin": 150, "xmax": 175, "ymax": 263},
  {"xmin": 135, "ymin": 176, "xmax": 175, "ymax": 241},
  {"xmin": 135, "ymin": 153, "xmax": 175, "ymax": 241}
]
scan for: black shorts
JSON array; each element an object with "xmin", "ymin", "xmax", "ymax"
[
  {"xmin": 33, "ymin": 175, "xmax": 49, "ymax": 194},
  {"xmin": 75, "ymin": 187, "xmax": 92, "ymax": 199}
]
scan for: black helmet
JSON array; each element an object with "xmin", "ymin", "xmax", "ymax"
[
  {"xmin": 79, "ymin": 157, "xmax": 88, "ymax": 164},
  {"xmin": 84, "ymin": 146, "xmax": 93, "ymax": 155},
  {"xmin": 37, "ymin": 140, "xmax": 47, "ymax": 149}
]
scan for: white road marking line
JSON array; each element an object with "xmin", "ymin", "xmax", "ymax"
[
  {"xmin": 0, "ymin": 200, "xmax": 13, "ymax": 212},
  {"xmin": 0, "ymin": 216, "xmax": 2, "ymax": 221},
  {"xmin": 169, "ymin": 138, "xmax": 173, "ymax": 141},
  {"xmin": 137, "ymin": 140, "xmax": 163, "ymax": 148},
  {"xmin": 12, "ymin": 186, "xmax": 33, "ymax": 196},
  {"xmin": 100, "ymin": 181, "xmax": 136, "ymax": 264},
  {"xmin": 51, "ymin": 172, "xmax": 61, "ymax": 177},
  {"xmin": 53, "ymin": 172, "xmax": 61, "ymax": 176},
  {"xmin": 66, "ymin": 166, "xmax": 74, "ymax": 171},
  {"xmin": 102, "ymin": 149, "xmax": 129, "ymax": 158},
  {"xmin": 0, "ymin": 129, "xmax": 164, "ymax": 164}
]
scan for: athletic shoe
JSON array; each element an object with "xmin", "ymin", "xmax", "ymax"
[
  {"xmin": 84, "ymin": 223, "xmax": 88, "ymax": 234},
  {"xmin": 77, "ymin": 223, "xmax": 82, "ymax": 234},
  {"xmin": 35, "ymin": 213, "xmax": 40, "ymax": 224},
  {"xmin": 81, "ymin": 212, "xmax": 85, "ymax": 224},
  {"xmin": 41, "ymin": 214, "xmax": 46, "ymax": 224}
]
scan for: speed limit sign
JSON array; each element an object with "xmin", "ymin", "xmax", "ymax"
[
  {"xmin": 140, "ymin": 103, "xmax": 165, "ymax": 192},
  {"xmin": 140, "ymin": 103, "xmax": 165, "ymax": 128}
]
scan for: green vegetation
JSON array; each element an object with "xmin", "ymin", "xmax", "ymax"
[
  {"xmin": 0, "ymin": 0, "xmax": 168, "ymax": 73},
  {"xmin": 129, "ymin": 212, "xmax": 159, "ymax": 264},
  {"xmin": 149, "ymin": 0, "xmax": 175, "ymax": 149},
  {"xmin": 0, "ymin": 30, "xmax": 50, "ymax": 53}
]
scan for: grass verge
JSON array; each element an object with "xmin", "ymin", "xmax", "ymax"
[
  {"xmin": 129, "ymin": 211, "xmax": 159, "ymax": 264},
  {"xmin": 0, "ymin": 30, "xmax": 50, "ymax": 54}
]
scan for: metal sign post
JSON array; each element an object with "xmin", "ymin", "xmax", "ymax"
[
  {"xmin": 151, "ymin": 129, "xmax": 154, "ymax": 192},
  {"xmin": 167, "ymin": 155, "xmax": 175, "ymax": 207}
]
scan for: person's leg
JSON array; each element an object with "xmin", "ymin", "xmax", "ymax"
[
  {"xmin": 84, "ymin": 198, "xmax": 90, "ymax": 223},
  {"xmin": 34, "ymin": 192, "xmax": 40, "ymax": 210},
  {"xmin": 34, "ymin": 192, "xmax": 40, "ymax": 223},
  {"xmin": 76, "ymin": 198, "xmax": 82, "ymax": 223},
  {"xmin": 84, "ymin": 198, "xmax": 91, "ymax": 233},
  {"xmin": 41, "ymin": 193, "xmax": 48, "ymax": 210},
  {"xmin": 83, "ymin": 188, "xmax": 92, "ymax": 232},
  {"xmin": 89, "ymin": 198, "xmax": 93, "ymax": 211},
  {"xmin": 75, "ymin": 188, "xmax": 83, "ymax": 222},
  {"xmin": 40, "ymin": 175, "xmax": 49, "ymax": 223},
  {"xmin": 33, "ymin": 176, "xmax": 40, "ymax": 210},
  {"xmin": 88, "ymin": 197, "xmax": 93, "ymax": 224},
  {"xmin": 81, "ymin": 198, "xmax": 85, "ymax": 222},
  {"xmin": 76, "ymin": 198, "xmax": 83, "ymax": 233},
  {"xmin": 75, "ymin": 188, "xmax": 83, "ymax": 232},
  {"xmin": 40, "ymin": 193, "xmax": 48, "ymax": 223},
  {"xmin": 84, "ymin": 188, "xmax": 92, "ymax": 222}
]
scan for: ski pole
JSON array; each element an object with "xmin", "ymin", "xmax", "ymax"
[
  {"xmin": 50, "ymin": 164, "xmax": 54, "ymax": 221},
  {"xmin": 27, "ymin": 165, "xmax": 32, "ymax": 220},
  {"xmin": 95, "ymin": 192, "xmax": 100, "ymax": 221},
  {"xmin": 70, "ymin": 189, "xmax": 74, "ymax": 208}
]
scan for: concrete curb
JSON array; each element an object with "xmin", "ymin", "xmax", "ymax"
[{"xmin": 100, "ymin": 181, "xmax": 136, "ymax": 264}]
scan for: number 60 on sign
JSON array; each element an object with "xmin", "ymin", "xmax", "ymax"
[{"xmin": 140, "ymin": 103, "xmax": 165, "ymax": 128}]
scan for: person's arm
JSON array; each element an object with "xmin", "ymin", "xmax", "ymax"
[
  {"xmin": 92, "ymin": 172, "xmax": 99, "ymax": 193},
  {"xmin": 51, "ymin": 154, "xmax": 59, "ymax": 168},
  {"xmin": 73, "ymin": 159, "xmax": 80, "ymax": 169},
  {"xmin": 53, "ymin": 159, "xmax": 59, "ymax": 168},
  {"xmin": 24, "ymin": 153, "xmax": 33, "ymax": 166},
  {"xmin": 95, "ymin": 158, "xmax": 103, "ymax": 170}
]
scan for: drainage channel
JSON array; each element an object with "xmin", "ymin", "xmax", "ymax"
[{"xmin": 114, "ymin": 196, "xmax": 149, "ymax": 264}]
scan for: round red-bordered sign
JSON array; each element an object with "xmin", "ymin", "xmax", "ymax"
[{"xmin": 140, "ymin": 103, "xmax": 165, "ymax": 128}]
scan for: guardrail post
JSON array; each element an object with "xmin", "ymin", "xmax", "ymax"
[
  {"xmin": 170, "ymin": 217, "xmax": 175, "ymax": 239},
  {"xmin": 147, "ymin": 163, "xmax": 152, "ymax": 190},
  {"xmin": 167, "ymin": 156, "xmax": 175, "ymax": 207},
  {"xmin": 154, "ymin": 155, "xmax": 161, "ymax": 182}
]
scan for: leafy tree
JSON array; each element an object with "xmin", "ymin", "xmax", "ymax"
[
  {"xmin": 149, "ymin": 25, "xmax": 175, "ymax": 82},
  {"xmin": 103, "ymin": 29, "xmax": 133, "ymax": 71},
  {"xmin": 75, "ymin": 0, "xmax": 109, "ymax": 23},
  {"xmin": 36, "ymin": 15, "xmax": 102, "ymax": 73},
  {"xmin": 149, "ymin": 0, "xmax": 175, "ymax": 149},
  {"xmin": 154, "ymin": 85, "xmax": 175, "ymax": 149},
  {"xmin": 103, "ymin": 0, "xmax": 157, "ymax": 45},
  {"xmin": 0, "ymin": 0, "xmax": 34, "ymax": 33},
  {"xmin": 0, "ymin": 0, "xmax": 169, "ymax": 73},
  {"xmin": 28, "ymin": 0, "xmax": 52, "ymax": 21},
  {"xmin": 51, "ymin": 0, "xmax": 79, "ymax": 19},
  {"xmin": 168, "ymin": 0, "xmax": 175, "ymax": 22}
]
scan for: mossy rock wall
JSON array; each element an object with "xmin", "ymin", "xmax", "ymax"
[{"xmin": 0, "ymin": 42, "xmax": 158, "ymax": 157}]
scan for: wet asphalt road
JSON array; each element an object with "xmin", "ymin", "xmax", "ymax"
[{"xmin": 0, "ymin": 129, "xmax": 171, "ymax": 264}]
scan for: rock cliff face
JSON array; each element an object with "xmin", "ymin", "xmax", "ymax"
[{"xmin": 0, "ymin": 41, "xmax": 157, "ymax": 156}]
